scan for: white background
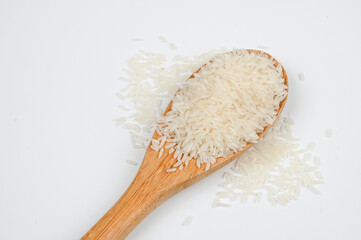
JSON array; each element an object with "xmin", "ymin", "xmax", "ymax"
[{"xmin": 1, "ymin": 0, "xmax": 361, "ymax": 239}]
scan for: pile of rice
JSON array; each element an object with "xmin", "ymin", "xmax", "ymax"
[
  {"xmin": 152, "ymin": 50, "xmax": 287, "ymax": 169},
  {"xmin": 214, "ymin": 116, "xmax": 323, "ymax": 206},
  {"xmin": 116, "ymin": 38, "xmax": 322, "ymax": 206}
]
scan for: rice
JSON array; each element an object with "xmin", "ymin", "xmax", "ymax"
[
  {"xmin": 126, "ymin": 160, "xmax": 137, "ymax": 166},
  {"xmin": 119, "ymin": 105, "xmax": 130, "ymax": 111},
  {"xmin": 216, "ymin": 191, "xmax": 229, "ymax": 198},
  {"xmin": 152, "ymin": 49, "xmax": 287, "ymax": 168},
  {"xmin": 230, "ymin": 192, "xmax": 240, "ymax": 201},
  {"xmin": 116, "ymin": 92, "xmax": 125, "ymax": 100},
  {"xmin": 116, "ymin": 45, "xmax": 228, "ymax": 151},
  {"xmin": 132, "ymin": 37, "xmax": 144, "ymax": 42},
  {"xmin": 158, "ymin": 148, "xmax": 164, "ymax": 158},
  {"xmin": 182, "ymin": 216, "xmax": 193, "ymax": 226},
  {"xmin": 325, "ymin": 128, "xmax": 332, "ymax": 138},
  {"xmin": 313, "ymin": 156, "xmax": 321, "ymax": 166},
  {"xmin": 114, "ymin": 117, "xmax": 126, "ymax": 126},
  {"xmin": 307, "ymin": 185, "xmax": 321, "ymax": 194},
  {"xmin": 216, "ymin": 117, "xmax": 323, "ymax": 206},
  {"xmin": 169, "ymin": 43, "xmax": 178, "ymax": 50},
  {"xmin": 298, "ymin": 73, "xmax": 305, "ymax": 81},
  {"xmin": 217, "ymin": 202, "xmax": 231, "ymax": 207},
  {"xmin": 307, "ymin": 142, "xmax": 316, "ymax": 150},
  {"xmin": 257, "ymin": 45, "xmax": 270, "ymax": 50},
  {"xmin": 284, "ymin": 117, "xmax": 295, "ymax": 125},
  {"xmin": 118, "ymin": 77, "xmax": 131, "ymax": 82},
  {"xmin": 212, "ymin": 198, "xmax": 219, "ymax": 208},
  {"xmin": 159, "ymin": 137, "xmax": 166, "ymax": 148},
  {"xmin": 151, "ymin": 139, "xmax": 159, "ymax": 146},
  {"xmin": 240, "ymin": 192, "xmax": 248, "ymax": 204},
  {"xmin": 150, "ymin": 145, "xmax": 159, "ymax": 151},
  {"xmin": 123, "ymin": 123, "xmax": 140, "ymax": 132},
  {"xmin": 165, "ymin": 142, "xmax": 176, "ymax": 149},
  {"xmin": 173, "ymin": 160, "xmax": 182, "ymax": 168},
  {"xmin": 116, "ymin": 42, "xmax": 322, "ymax": 207},
  {"xmin": 205, "ymin": 162, "xmax": 211, "ymax": 171},
  {"xmin": 155, "ymin": 127, "xmax": 162, "ymax": 136},
  {"xmin": 159, "ymin": 36, "xmax": 167, "ymax": 43},
  {"xmin": 314, "ymin": 171, "xmax": 323, "ymax": 180},
  {"xmin": 254, "ymin": 193, "xmax": 262, "ymax": 203}
]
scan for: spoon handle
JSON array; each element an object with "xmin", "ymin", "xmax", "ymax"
[{"xmin": 82, "ymin": 175, "xmax": 163, "ymax": 240}]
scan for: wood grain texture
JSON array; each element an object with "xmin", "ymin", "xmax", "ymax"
[{"xmin": 82, "ymin": 49, "xmax": 288, "ymax": 240}]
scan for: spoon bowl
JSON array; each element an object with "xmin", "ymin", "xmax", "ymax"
[{"xmin": 82, "ymin": 49, "xmax": 288, "ymax": 240}]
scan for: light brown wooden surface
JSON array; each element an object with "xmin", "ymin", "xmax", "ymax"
[{"xmin": 82, "ymin": 50, "xmax": 288, "ymax": 240}]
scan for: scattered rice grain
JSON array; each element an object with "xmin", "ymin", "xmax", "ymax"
[
  {"xmin": 298, "ymin": 73, "xmax": 305, "ymax": 81},
  {"xmin": 217, "ymin": 203, "xmax": 231, "ymax": 207},
  {"xmin": 182, "ymin": 216, "xmax": 193, "ymax": 226},
  {"xmin": 159, "ymin": 36, "xmax": 167, "ymax": 43},
  {"xmin": 131, "ymin": 37, "xmax": 144, "ymax": 42},
  {"xmin": 325, "ymin": 128, "xmax": 333, "ymax": 138},
  {"xmin": 158, "ymin": 148, "xmax": 164, "ymax": 158},
  {"xmin": 169, "ymin": 43, "xmax": 178, "ymax": 50},
  {"xmin": 126, "ymin": 160, "xmax": 137, "ymax": 166}
]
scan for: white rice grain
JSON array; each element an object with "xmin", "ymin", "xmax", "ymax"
[
  {"xmin": 314, "ymin": 171, "xmax": 323, "ymax": 180},
  {"xmin": 132, "ymin": 37, "xmax": 144, "ymax": 42},
  {"xmin": 254, "ymin": 193, "xmax": 262, "ymax": 203},
  {"xmin": 158, "ymin": 148, "xmax": 164, "ymax": 158},
  {"xmin": 123, "ymin": 123, "xmax": 140, "ymax": 132},
  {"xmin": 257, "ymin": 45, "xmax": 270, "ymax": 50},
  {"xmin": 325, "ymin": 128, "xmax": 333, "ymax": 138},
  {"xmin": 284, "ymin": 118, "xmax": 295, "ymax": 125},
  {"xmin": 307, "ymin": 185, "xmax": 321, "ymax": 194},
  {"xmin": 156, "ymin": 127, "xmax": 162, "ymax": 136},
  {"xmin": 159, "ymin": 137, "xmax": 166, "ymax": 148},
  {"xmin": 126, "ymin": 160, "xmax": 137, "ymax": 166},
  {"xmin": 313, "ymin": 156, "xmax": 321, "ymax": 166},
  {"xmin": 119, "ymin": 105, "xmax": 130, "ymax": 111},
  {"xmin": 217, "ymin": 203, "xmax": 231, "ymax": 207},
  {"xmin": 114, "ymin": 117, "xmax": 126, "ymax": 126},
  {"xmin": 212, "ymin": 198, "xmax": 219, "ymax": 208},
  {"xmin": 230, "ymin": 193, "xmax": 240, "ymax": 201},
  {"xmin": 150, "ymin": 145, "xmax": 159, "ymax": 151},
  {"xmin": 169, "ymin": 43, "xmax": 178, "ymax": 50},
  {"xmin": 216, "ymin": 191, "xmax": 229, "ymax": 198},
  {"xmin": 159, "ymin": 36, "xmax": 167, "ymax": 43},
  {"xmin": 298, "ymin": 73, "xmax": 305, "ymax": 81},
  {"xmin": 165, "ymin": 142, "xmax": 176, "ymax": 149},
  {"xmin": 151, "ymin": 139, "xmax": 159, "ymax": 146},
  {"xmin": 182, "ymin": 216, "xmax": 193, "ymax": 226},
  {"xmin": 240, "ymin": 192, "xmax": 248, "ymax": 204},
  {"xmin": 307, "ymin": 142, "xmax": 316, "ymax": 150}
]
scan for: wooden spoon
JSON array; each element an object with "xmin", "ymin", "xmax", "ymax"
[{"xmin": 82, "ymin": 50, "xmax": 288, "ymax": 240}]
